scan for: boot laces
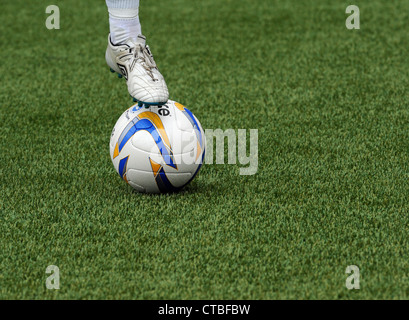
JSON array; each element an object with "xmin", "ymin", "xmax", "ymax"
[{"xmin": 132, "ymin": 44, "xmax": 158, "ymax": 80}]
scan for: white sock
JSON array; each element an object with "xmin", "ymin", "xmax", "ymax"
[{"xmin": 106, "ymin": 0, "xmax": 141, "ymax": 45}]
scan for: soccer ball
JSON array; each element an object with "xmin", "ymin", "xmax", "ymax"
[{"xmin": 110, "ymin": 100, "xmax": 205, "ymax": 193}]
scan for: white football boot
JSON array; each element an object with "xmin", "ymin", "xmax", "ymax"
[{"xmin": 106, "ymin": 34, "xmax": 169, "ymax": 105}]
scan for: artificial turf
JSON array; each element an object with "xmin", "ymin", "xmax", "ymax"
[{"xmin": 1, "ymin": 0, "xmax": 409, "ymax": 299}]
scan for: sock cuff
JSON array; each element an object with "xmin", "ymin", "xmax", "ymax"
[
  {"xmin": 106, "ymin": 0, "xmax": 140, "ymax": 9},
  {"xmin": 108, "ymin": 7, "xmax": 139, "ymax": 20}
]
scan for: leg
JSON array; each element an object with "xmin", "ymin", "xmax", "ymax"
[
  {"xmin": 105, "ymin": 0, "xmax": 169, "ymax": 105},
  {"xmin": 106, "ymin": 0, "xmax": 141, "ymax": 45}
]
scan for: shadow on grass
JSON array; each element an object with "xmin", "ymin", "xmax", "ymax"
[{"xmin": 123, "ymin": 179, "xmax": 217, "ymax": 197}]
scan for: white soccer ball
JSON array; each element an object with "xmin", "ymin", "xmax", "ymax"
[{"xmin": 110, "ymin": 100, "xmax": 205, "ymax": 193}]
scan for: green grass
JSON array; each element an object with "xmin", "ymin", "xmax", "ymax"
[{"xmin": 1, "ymin": 0, "xmax": 409, "ymax": 299}]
